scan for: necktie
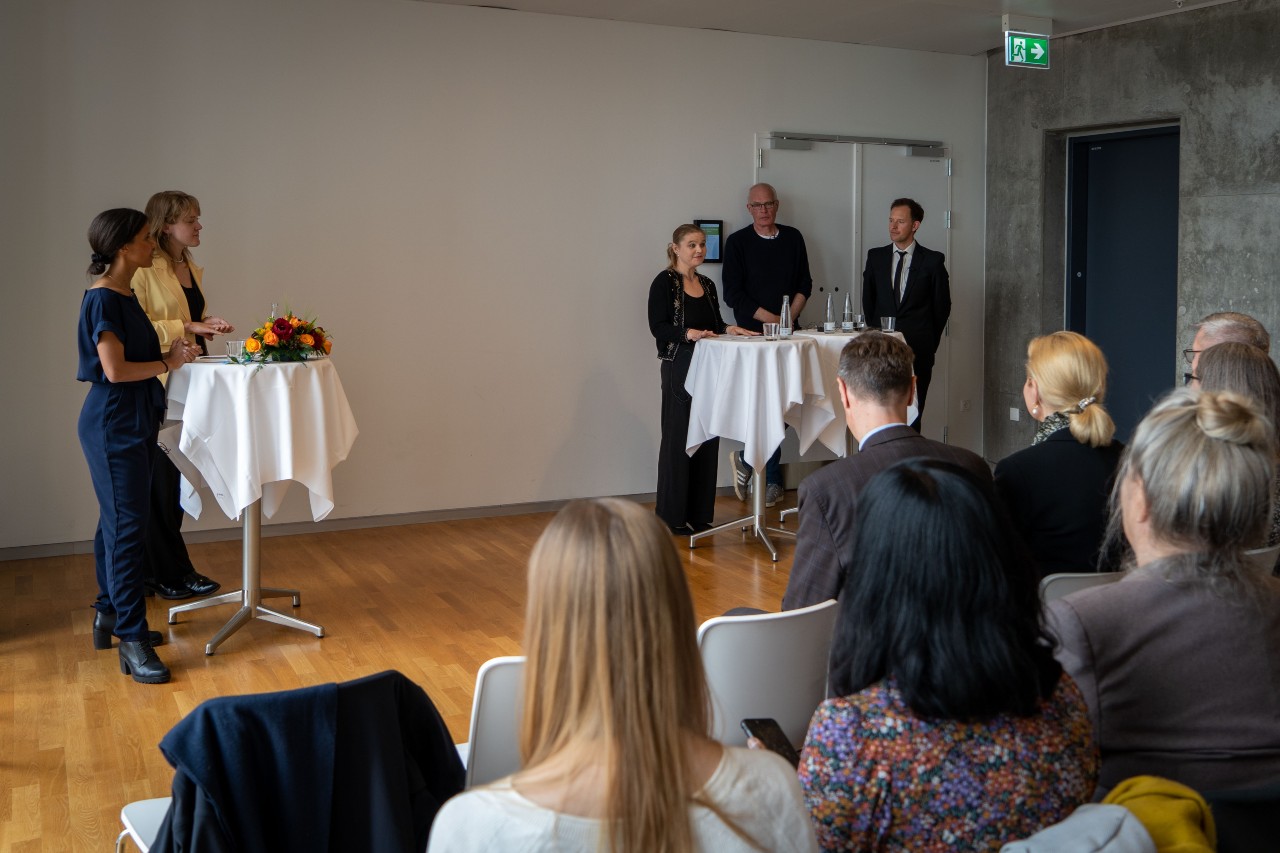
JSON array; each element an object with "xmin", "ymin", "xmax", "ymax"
[{"xmin": 893, "ymin": 250, "xmax": 906, "ymax": 309}]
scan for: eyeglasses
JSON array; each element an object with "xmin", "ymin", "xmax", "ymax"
[
  {"xmin": 747, "ymin": 200, "xmax": 779, "ymax": 210},
  {"xmin": 1184, "ymin": 372, "xmax": 1200, "ymax": 385},
  {"xmin": 1182, "ymin": 348, "xmax": 1201, "ymax": 365}
]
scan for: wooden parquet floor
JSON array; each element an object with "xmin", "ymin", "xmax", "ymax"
[{"xmin": 0, "ymin": 495, "xmax": 796, "ymax": 851}]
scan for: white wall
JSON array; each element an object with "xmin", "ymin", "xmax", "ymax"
[{"xmin": 0, "ymin": 0, "xmax": 986, "ymax": 550}]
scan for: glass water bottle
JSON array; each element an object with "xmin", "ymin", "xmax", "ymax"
[
  {"xmin": 780, "ymin": 295, "xmax": 793, "ymax": 338},
  {"xmin": 842, "ymin": 293, "xmax": 855, "ymax": 332}
]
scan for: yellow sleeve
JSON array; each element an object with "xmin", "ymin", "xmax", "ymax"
[{"xmin": 132, "ymin": 264, "xmax": 189, "ymax": 347}]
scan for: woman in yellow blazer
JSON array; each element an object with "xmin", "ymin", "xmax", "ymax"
[{"xmin": 131, "ymin": 191, "xmax": 233, "ymax": 599}]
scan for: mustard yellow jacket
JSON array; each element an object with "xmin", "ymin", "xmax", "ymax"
[{"xmin": 131, "ymin": 254, "xmax": 206, "ymax": 348}]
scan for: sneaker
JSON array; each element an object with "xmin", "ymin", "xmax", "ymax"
[
  {"xmin": 765, "ymin": 483, "xmax": 784, "ymax": 508},
  {"xmin": 730, "ymin": 451, "xmax": 751, "ymax": 501}
]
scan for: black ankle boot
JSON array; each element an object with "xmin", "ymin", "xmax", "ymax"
[
  {"xmin": 119, "ymin": 640, "xmax": 171, "ymax": 684},
  {"xmin": 92, "ymin": 611, "xmax": 165, "ymax": 651}
]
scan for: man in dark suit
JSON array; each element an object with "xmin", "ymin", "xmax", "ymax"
[
  {"xmin": 861, "ymin": 198, "xmax": 951, "ymax": 430},
  {"xmin": 782, "ymin": 332, "xmax": 990, "ymax": 610}
]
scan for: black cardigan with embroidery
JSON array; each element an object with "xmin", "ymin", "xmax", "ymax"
[{"xmin": 647, "ymin": 268, "xmax": 727, "ymax": 361}]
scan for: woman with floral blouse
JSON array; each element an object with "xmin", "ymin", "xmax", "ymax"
[{"xmin": 799, "ymin": 459, "xmax": 1097, "ymax": 851}]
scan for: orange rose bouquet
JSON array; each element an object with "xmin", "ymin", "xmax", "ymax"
[{"xmin": 234, "ymin": 311, "xmax": 332, "ymax": 364}]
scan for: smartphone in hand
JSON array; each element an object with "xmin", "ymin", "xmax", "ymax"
[{"xmin": 741, "ymin": 718, "xmax": 801, "ymax": 767}]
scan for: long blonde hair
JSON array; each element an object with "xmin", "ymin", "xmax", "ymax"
[
  {"xmin": 144, "ymin": 190, "xmax": 200, "ymax": 264},
  {"xmin": 518, "ymin": 498, "xmax": 712, "ymax": 852},
  {"xmin": 1026, "ymin": 331, "xmax": 1115, "ymax": 447}
]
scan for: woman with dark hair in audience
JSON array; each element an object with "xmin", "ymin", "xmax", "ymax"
[
  {"xmin": 78, "ymin": 208, "xmax": 197, "ymax": 683},
  {"xmin": 428, "ymin": 498, "xmax": 816, "ymax": 852},
  {"xmin": 1049, "ymin": 389, "xmax": 1280, "ymax": 794},
  {"xmin": 648, "ymin": 225, "xmax": 756, "ymax": 534},
  {"xmin": 1195, "ymin": 341, "xmax": 1280, "ymax": 549},
  {"xmin": 800, "ymin": 459, "xmax": 1097, "ymax": 850},
  {"xmin": 995, "ymin": 331, "xmax": 1123, "ymax": 576},
  {"xmin": 133, "ymin": 190, "xmax": 232, "ymax": 600}
]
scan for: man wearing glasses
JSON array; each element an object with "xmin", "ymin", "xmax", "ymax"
[
  {"xmin": 722, "ymin": 183, "xmax": 814, "ymax": 507},
  {"xmin": 1184, "ymin": 311, "xmax": 1270, "ymax": 384}
]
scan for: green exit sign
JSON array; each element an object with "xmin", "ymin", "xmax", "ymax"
[{"xmin": 1006, "ymin": 32, "xmax": 1050, "ymax": 68}]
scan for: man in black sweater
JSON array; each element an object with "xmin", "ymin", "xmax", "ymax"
[{"xmin": 722, "ymin": 183, "xmax": 814, "ymax": 506}]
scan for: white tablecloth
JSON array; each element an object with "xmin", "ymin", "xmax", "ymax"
[
  {"xmin": 684, "ymin": 336, "xmax": 838, "ymax": 471},
  {"xmin": 793, "ymin": 329, "xmax": 918, "ymax": 455},
  {"xmin": 165, "ymin": 358, "xmax": 359, "ymax": 522}
]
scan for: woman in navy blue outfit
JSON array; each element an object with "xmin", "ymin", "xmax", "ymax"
[{"xmin": 78, "ymin": 208, "xmax": 197, "ymax": 683}]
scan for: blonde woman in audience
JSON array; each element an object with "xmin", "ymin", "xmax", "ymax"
[
  {"xmin": 800, "ymin": 459, "xmax": 1097, "ymax": 851},
  {"xmin": 1049, "ymin": 389, "xmax": 1280, "ymax": 794},
  {"xmin": 427, "ymin": 498, "xmax": 817, "ymax": 853},
  {"xmin": 1195, "ymin": 341, "xmax": 1280, "ymax": 549},
  {"xmin": 995, "ymin": 331, "xmax": 1123, "ymax": 576}
]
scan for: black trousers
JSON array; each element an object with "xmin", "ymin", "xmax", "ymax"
[
  {"xmin": 656, "ymin": 350, "xmax": 718, "ymax": 529},
  {"xmin": 910, "ymin": 361, "xmax": 934, "ymax": 432},
  {"xmin": 143, "ymin": 443, "xmax": 197, "ymax": 585}
]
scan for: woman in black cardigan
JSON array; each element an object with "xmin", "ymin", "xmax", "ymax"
[
  {"xmin": 647, "ymin": 224, "xmax": 755, "ymax": 534},
  {"xmin": 995, "ymin": 331, "xmax": 1123, "ymax": 577}
]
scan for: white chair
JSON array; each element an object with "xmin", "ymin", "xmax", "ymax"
[
  {"xmin": 697, "ymin": 599, "xmax": 839, "ymax": 748},
  {"xmin": 1245, "ymin": 543, "xmax": 1280, "ymax": 574},
  {"xmin": 456, "ymin": 655, "xmax": 526, "ymax": 788},
  {"xmin": 1039, "ymin": 571, "xmax": 1124, "ymax": 602},
  {"xmin": 115, "ymin": 797, "xmax": 171, "ymax": 853}
]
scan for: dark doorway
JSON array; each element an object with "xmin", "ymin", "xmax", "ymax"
[{"xmin": 1066, "ymin": 126, "xmax": 1180, "ymax": 442}]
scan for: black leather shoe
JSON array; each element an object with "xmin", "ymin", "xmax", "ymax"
[
  {"xmin": 182, "ymin": 572, "xmax": 221, "ymax": 596},
  {"xmin": 92, "ymin": 610, "xmax": 164, "ymax": 650},
  {"xmin": 144, "ymin": 579, "xmax": 196, "ymax": 600},
  {"xmin": 118, "ymin": 639, "xmax": 171, "ymax": 684}
]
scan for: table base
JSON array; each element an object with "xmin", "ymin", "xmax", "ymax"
[
  {"xmin": 688, "ymin": 470, "xmax": 795, "ymax": 562},
  {"xmin": 167, "ymin": 498, "xmax": 324, "ymax": 655}
]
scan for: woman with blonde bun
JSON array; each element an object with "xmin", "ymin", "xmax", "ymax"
[
  {"xmin": 1048, "ymin": 389, "xmax": 1280, "ymax": 794},
  {"xmin": 1196, "ymin": 341, "xmax": 1280, "ymax": 549},
  {"xmin": 428, "ymin": 498, "xmax": 816, "ymax": 853},
  {"xmin": 995, "ymin": 331, "xmax": 1123, "ymax": 576}
]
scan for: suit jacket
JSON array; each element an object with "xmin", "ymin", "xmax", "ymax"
[
  {"xmin": 782, "ymin": 425, "xmax": 992, "ymax": 610},
  {"xmin": 151, "ymin": 669, "xmax": 464, "ymax": 853},
  {"xmin": 1048, "ymin": 565, "xmax": 1280, "ymax": 794},
  {"xmin": 994, "ymin": 429, "xmax": 1125, "ymax": 577},
  {"xmin": 131, "ymin": 254, "xmax": 206, "ymax": 348},
  {"xmin": 861, "ymin": 242, "xmax": 950, "ymax": 368}
]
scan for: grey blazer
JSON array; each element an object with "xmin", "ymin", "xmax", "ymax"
[{"xmin": 1048, "ymin": 563, "xmax": 1280, "ymax": 794}]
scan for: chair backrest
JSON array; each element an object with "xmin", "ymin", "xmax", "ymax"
[
  {"xmin": 1040, "ymin": 571, "xmax": 1124, "ymax": 603},
  {"xmin": 1244, "ymin": 543, "xmax": 1280, "ymax": 575},
  {"xmin": 1204, "ymin": 779, "xmax": 1280, "ymax": 853},
  {"xmin": 116, "ymin": 797, "xmax": 172, "ymax": 853},
  {"xmin": 465, "ymin": 655, "xmax": 526, "ymax": 788},
  {"xmin": 697, "ymin": 599, "xmax": 839, "ymax": 748}
]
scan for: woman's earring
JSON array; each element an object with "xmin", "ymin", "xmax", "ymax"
[{"xmin": 1032, "ymin": 405, "xmax": 1040, "ymax": 416}]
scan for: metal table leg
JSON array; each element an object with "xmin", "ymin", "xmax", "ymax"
[
  {"xmin": 168, "ymin": 498, "xmax": 324, "ymax": 654},
  {"xmin": 689, "ymin": 470, "xmax": 795, "ymax": 562}
]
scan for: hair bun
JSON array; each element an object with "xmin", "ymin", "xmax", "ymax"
[
  {"xmin": 90, "ymin": 251, "xmax": 110, "ymax": 265},
  {"xmin": 1196, "ymin": 390, "xmax": 1270, "ymax": 447}
]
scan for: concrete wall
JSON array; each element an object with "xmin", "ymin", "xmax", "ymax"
[
  {"xmin": 984, "ymin": 0, "xmax": 1280, "ymax": 462},
  {"xmin": 0, "ymin": 0, "xmax": 987, "ymax": 552}
]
